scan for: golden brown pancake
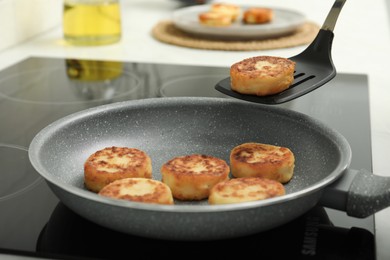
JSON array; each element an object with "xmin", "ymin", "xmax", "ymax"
[
  {"xmin": 230, "ymin": 142, "xmax": 295, "ymax": 183},
  {"xmin": 243, "ymin": 7, "xmax": 273, "ymax": 24},
  {"xmin": 210, "ymin": 3, "xmax": 241, "ymax": 22},
  {"xmin": 199, "ymin": 11, "xmax": 233, "ymax": 27},
  {"xmin": 209, "ymin": 177, "xmax": 285, "ymax": 204},
  {"xmin": 161, "ymin": 154, "xmax": 230, "ymax": 200},
  {"xmin": 99, "ymin": 178, "xmax": 174, "ymax": 205},
  {"xmin": 230, "ymin": 56, "xmax": 295, "ymax": 96},
  {"xmin": 84, "ymin": 146, "xmax": 152, "ymax": 193}
]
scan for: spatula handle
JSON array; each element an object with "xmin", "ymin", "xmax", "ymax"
[{"xmin": 322, "ymin": 0, "xmax": 347, "ymax": 31}]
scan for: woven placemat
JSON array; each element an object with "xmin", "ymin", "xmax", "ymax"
[{"xmin": 152, "ymin": 20, "xmax": 320, "ymax": 51}]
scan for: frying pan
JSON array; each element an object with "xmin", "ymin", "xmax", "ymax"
[{"xmin": 29, "ymin": 97, "xmax": 390, "ymax": 240}]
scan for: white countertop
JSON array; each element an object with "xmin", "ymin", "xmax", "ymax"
[{"xmin": 0, "ymin": 0, "xmax": 389, "ymax": 259}]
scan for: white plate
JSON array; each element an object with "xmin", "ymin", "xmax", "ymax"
[{"xmin": 172, "ymin": 5, "xmax": 306, "ymax": 40}]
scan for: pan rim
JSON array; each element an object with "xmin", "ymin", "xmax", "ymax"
[{"xmin": 28, "ymin": 97, "xmax": 352, "ymax": 213}]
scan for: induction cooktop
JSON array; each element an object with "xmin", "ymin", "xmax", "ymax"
[{"xmin": 0, "ymin": 57, "xmax": 374, "ymax": 259}]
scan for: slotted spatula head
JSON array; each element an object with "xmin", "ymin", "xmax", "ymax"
[{"xmin": 215, "ymin": 0, "xmax": 346, "ymax": 105}]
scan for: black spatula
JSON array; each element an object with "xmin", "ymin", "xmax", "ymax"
[{"xmin": 215, "ymin": 0, "xmax": 346, "ymax": 105}]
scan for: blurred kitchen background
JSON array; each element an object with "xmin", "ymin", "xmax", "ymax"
[
  {"xmin": 0, "ymin": 0, "xmax": 61, "ymax": 52},
  {"xmin": 1, "ymin": 0, "xmax": 390, "ymax": 54}
]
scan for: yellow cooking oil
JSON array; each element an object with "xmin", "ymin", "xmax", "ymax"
[
  {"xmin": 66, "ymin": 59, "xmax": 123, "ymax": 81},
  {"xmin": 63, "ymin": 0, "xmax": 121, "ymax": 46}
]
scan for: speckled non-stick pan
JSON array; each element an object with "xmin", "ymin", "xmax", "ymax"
[{"xmin": 28, "ymin": 97, "xmax": 390, "ymax": 240}]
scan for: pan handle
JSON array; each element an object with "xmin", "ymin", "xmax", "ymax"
[{"xmin": 319, "ymin": 168, "xmax": 390, "ymax": 218}]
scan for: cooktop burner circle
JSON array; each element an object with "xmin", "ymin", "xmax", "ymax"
[
  {"xmin": 0, "ymin": 144, "xmax": 43, "ymax": 201},
  {"xmin": 160, "ymin": 74, "xmax": 230, "ymax": 98},
  {"xmin": 0, "ymin": 66, "xmax": 141, "ymax": 104}
]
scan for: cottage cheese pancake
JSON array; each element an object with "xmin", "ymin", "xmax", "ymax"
[
  {"xmin": 210, "ymin": 3, "xmax": 241, "ymax": 22},
  {"xmin": 199, "ymin": 11, "xmax": 233, "ymax": 26},
  {"xmin": 243, "ymin": 7, "xmax": 273, "ymax": 24},
  {"xmin": 99, "ymin": 178, "xmax": 174, "ymax": 205},
  {"xmin": 84, "ymin": 146, "xmax": 152, "ymax": 192},
  {"xmin": 230, "ymin": 142, "xmax": 295, "ymax": 183},
  {"xmin": 208, "ymin": 177, "xmax": 285, "ymax": 204},
  {"xmin": 230, "ymin": 56, "xmax": 295, "ymax": 96},
  {"xmin": 161, "ymin": 154, "xmax": 230, "ymax": 200}
]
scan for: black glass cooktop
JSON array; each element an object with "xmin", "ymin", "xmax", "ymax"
[{"xmin": 0, "ymin": 57, "xmax": 374, "ymax": 259}]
